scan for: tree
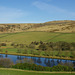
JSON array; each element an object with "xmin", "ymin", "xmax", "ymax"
[
  {"xmin": 17, "ymin": 49, "xmax": 21, "ymax": 53},
  {"xmin": 39, "ymin": 44, "xmax": 48, "ymax": 51},
  {"xmin": 23, "ymin": 49, "xmax": 28, "ymax": 54},
  {"xmin": 44, "ymin": 50, "xmax": 51, "ymax": 56},
  {"xmin": 0, "ymin": 58, "xmax": 13, "ymax": 68},
  {"xmin": 37, "ymin": 50, "xmax": 41, "ymax": 55},
  {"xmin": 1, "ymin": 43, "xmax": 6, "ymax": 46},
  {"xmin": 5, "ymin": 50, "xmax": 8, "ymax": 53},
  {"xmin": 71, "ymin": 42, "xmax": 75, "ymax": 50},
  {"xmin": 56, "ymin": 41, "xmax": 70, "ymax": 51},
  {"xmin": 40, "ymin": 41, "xmax": 43, "ymax": 44},
  {"xmin": 71, "ymin": 51, "xmax": 75, "ymax": 58},
  {"xmin": 29, "ymin": 44, "xmax": 35, "ymax": 49}
]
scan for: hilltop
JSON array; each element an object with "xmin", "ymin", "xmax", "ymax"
[{"xmin": 0, "ymin": 20, "xmax": 75, "ymax": 33}]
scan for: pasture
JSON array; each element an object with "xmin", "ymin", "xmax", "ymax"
[
  {"xmin": 0, "ymin": 68, "xmax": 75, "ymax": 75},
  {"xmin": 0, "ymin": 32, "xmax": 75, "ymax": 44}
]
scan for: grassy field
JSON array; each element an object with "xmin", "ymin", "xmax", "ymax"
[
  {"xmin": 0, "ymin": 32, "xmax": 75, "ymax": 59},
  {"xmin": 0, "ymin": 32, "xmax": 75, "ymax": 44},
  {"xmin": 0, "ymin": 32, "xmax": 75, "ymax": 75},
  {"xmin": 0, "ymin": 68, "xmax": 75, "ymax": 75},
  {"xmin": 1, "ymin": 48, "xmax": 74, "ymax": 58}
]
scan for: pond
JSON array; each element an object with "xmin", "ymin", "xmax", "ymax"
[{"xmin": 0, "ymin": 54, "xmax": 75, "ymax": 67}]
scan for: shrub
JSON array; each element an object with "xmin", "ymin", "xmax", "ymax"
[
  {"xmin": 1, "ymin": 43, "xmax": 6, "ymax": 46},
  {"xmin": 0, "ymin": 58, "xmax": 13, "ymax": 68},
  {"xmin": 12, "ymin": 63, "xmax": 74, "ymax": 71}
]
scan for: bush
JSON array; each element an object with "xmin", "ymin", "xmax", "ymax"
[
  {"xmin": 12, "ymin": 63, "xmax": 74, "ymax": 71},
  {"xmin": 0, "ymin": 58, "xmax": 13, "ymax": 68},
  {"xmin": 1, "ymin": 43, "xmax": 6, "ymax": 46}
]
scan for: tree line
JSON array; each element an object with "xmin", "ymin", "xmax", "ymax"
[
  {"xmin": 0, "ymin": 58, "xmax": 74, "ymax": 71},
  {"xmin": 0, "ymin": 41, "xmax": 75, "ymax": 58}
]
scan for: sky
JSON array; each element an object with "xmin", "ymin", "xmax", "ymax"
[{"xmin": 0, "ymin": 0, "xmax": 75, "ymax": 23}]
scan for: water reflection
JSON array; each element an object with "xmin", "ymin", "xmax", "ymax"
[
  {"xmin": 17, "ymin": 55, "xmax": 24, "ymax": 60},
  {"xmin": 46, "ymin": 59, "xmax": 51, "ymax": 67},
  {"xmin": 0, "ymin": 54, "xmax": 75, "ymax": 67},
  {"xmin": 0, "ymin": 54, "xmax": 3, "ymax": 58},
  {"xmin": 73, "ymin": 62, "xmax": 75, "ymax": 66},
  {"xmin": 33, "ymin": 58, "xmax": 37, "ymax": 63},
  {"xmin": 37, "ymin": 57, "xmax": 42, "ymax": 64},
  {"xmin": 5, "ymin": 54, "xmax": 8, "ymax": 58},
  {"xmin": 57, "ymin": 59, "xmax": 60, "ymax": 63}
]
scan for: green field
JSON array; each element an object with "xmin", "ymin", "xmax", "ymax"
[
  {"xmin": 0, "ymin": 32, "xmax": 75, "ymax": 44},
  {"xmin": 0, "ymin": 32, "xmax": 75, "ymax": 74},
  {"xmin": 0, "ymin": 32, "xmax": 75, "ymax": 59},
  {"xmin": 0, "ymin": 68, "xmax": 75, "ymax": 75}
]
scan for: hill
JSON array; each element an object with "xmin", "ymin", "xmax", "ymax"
[{"xmin": 0, "ymin": 20, "xmax": 75, "ymax": 33}]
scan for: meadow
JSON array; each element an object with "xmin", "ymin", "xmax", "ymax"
[
  {"xmin": 0, "ymin": 32, "xmax": 75, "ymax": 59},
  {"xmin": 0, "ymin": 32, "xmax": 75, "ymax": 44},
  {"xmin": 0, "ymin": 32, "xmax": 75, "ymax": 74},
  {"xmin": 0, "ymin": 68, "xmax": 75, "ymax": 75}
]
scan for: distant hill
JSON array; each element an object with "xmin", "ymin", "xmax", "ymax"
[{"xmin": 0, "ymin": 20, "xmax": 75, "ymax": 33}]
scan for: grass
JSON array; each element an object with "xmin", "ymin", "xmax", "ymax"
[
  {"xmin": 0, "ymin": 46, "xmax": 75, "ymax": 60},
  {"xmin": 0, "ymin": 32, "xmax": 75, "ymax": 60},
  {"xmin": 0, "ymin": 68, "xmax": 75, "ymax": 75},
  {"xmin": 1, "ymin": 48, "xmax": 17, "ymax": 53},
  {"xmin": 1, "ymin": 45, "xmax": 74, "ymax": 59},
  {"xmin": 48, "ymin": 33, "xmax": 75, "ymax": 42},
  {"xmin": 0, "ymin": 32, "xmax": 75, "ymax": 44}
]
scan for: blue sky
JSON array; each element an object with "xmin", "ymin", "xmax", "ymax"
[{"xmin": 0, "ymin": 0, "xmax": 75, "ymax": 23}]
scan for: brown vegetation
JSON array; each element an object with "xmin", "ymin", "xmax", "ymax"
[{"xmin": 0, "ymin": 20, "xmax": 75, "ymax": 33}]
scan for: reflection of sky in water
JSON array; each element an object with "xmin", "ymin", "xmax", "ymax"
[{"xmin": 0, "ymin": 54, "xmax": 75, "ymax": 67}]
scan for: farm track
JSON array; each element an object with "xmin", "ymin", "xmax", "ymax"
[{"xmin": 46, "ymin": 33, "xmax": 62, "ymax": 42}]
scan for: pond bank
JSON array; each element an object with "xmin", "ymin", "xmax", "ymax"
[
  {"xmin": 0, "ymin": 52, "xmax": 75, "ymax": 61},
  {"xmin": 0, "ymin": 68, "xmax": 75, "ymax": 73}
]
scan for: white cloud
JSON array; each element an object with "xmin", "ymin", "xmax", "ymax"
[
  {"xmin": 0, "ymin": 6, "xmax": 28, "ymax": 23},
  {"xmin": 33, "ymin": 1, "xmax": 65, "ymax": 13},
  {"xmin": 33, "ymin": 1, "xmax": 75, "ymax": 17}
]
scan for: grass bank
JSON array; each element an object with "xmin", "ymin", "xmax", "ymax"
[
  {"xmin": 0, "ymin": 68, "xmax": 75, "ymax": 75},
  {"xmin": 0, "ymin": 52, "xmax": 75, "ymax": 60}
]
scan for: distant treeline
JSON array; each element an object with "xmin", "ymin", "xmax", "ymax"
[
  {"xmin": 11, "ymin": 41, "xmax": 75, "ymax": 51},
  {"xmin": 31, "ymin": 41, "xmax": 75, "ymax": 51},
  {"xmin": 0, "ymin": 41, "xmax": 75, "ymax": 58}
]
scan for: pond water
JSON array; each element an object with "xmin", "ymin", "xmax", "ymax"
[{"xmin": 0, "ymin": 54, "xmax": 75, "ymax": 67}]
